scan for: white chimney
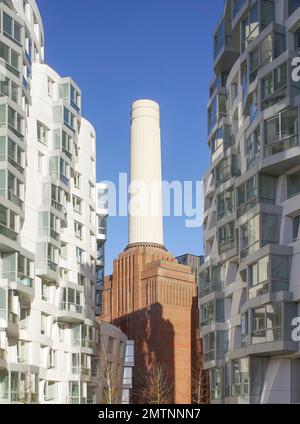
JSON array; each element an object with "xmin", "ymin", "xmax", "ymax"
[{"xmin": 128, "ymin": 99, "xmax": 164, "ymax": 247}]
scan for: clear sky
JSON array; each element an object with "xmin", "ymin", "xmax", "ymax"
[{"xmin": 37, "ymin": 0, "xmax": 225, "ymax": 273}]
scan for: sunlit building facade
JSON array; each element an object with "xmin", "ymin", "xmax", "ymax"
[
  {"xmin": 0, "ymin": 0, "xmax": 128, "ymax": 404},
  {"xmin": 202, "ymin": 0, "xmax": 300, "ymax": 404}
]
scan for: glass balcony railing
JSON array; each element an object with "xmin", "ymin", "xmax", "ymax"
[
  {"xmin": 60, "ymin": 174, "xmax": 70, "ymax": 188},
  {"xmin": 249, "ymin": 279, "xmax": 290, "ymax": 299},
  {"xmin": 60, "ymin": 302, "xmax": 84, "ymax": 314},
  {"xmin": 230, "ymin": 382, "xmax": 249, "ymax": 397},
  {"xmin": 0, "ymin": 223, "xmax": 18, "ymax": 241},
  {"xmin": 17, "ymin": 273, "xmax": 33, "ymax": 288},
  {"xmin": 264, "ymin": 134, "xmax": 298, "ymax": 157},
  {"xmin": 0, "ymin": 189, "xmax": 23, "ymax": 208},
  {"xmin": 72, "ymin": 338, "xmax": 94, "ymax": 349},
  {"xmin": 48, "ymin": 260, "xmax": 58, "ymax": 272}
]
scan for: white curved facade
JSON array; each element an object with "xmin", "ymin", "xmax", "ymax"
[
  {"xmin": 0, "ymin": 0, "xmax": 128, "ymax": 404},
  {"xmin": 129, "ymin": 99, "xmax": 164, "ymax": 247}
]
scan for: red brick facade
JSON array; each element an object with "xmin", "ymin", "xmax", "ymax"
[{"xmin": 100, "ymin": 245, "xmax": 201, "ymax": 404}]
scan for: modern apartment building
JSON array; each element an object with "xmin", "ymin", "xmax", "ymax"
[
  {"xmin": 0, "ymin": 0, "xmax": 129, "ymax": 404},
  {"xmin": 96, "ymin": 183, "xmax": 108, "ymax": 316},
  {"xmin": 202, "ymin": 0, "xmax": 300, "ymax": 404}
]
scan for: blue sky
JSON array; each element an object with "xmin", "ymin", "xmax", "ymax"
[{"xmin": 37, "ymin": 0, "xmax": 224, "ymax": 273}]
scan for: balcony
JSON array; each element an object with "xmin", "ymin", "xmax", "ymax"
[
  {"xmin": 215, "ymin": 155, "xmax": 240, "ymax": 188},
  {"xmin": 264, "ymin": 134, "xmax": 298, "ymax": 157},
  {"xmin": 241, "ymin": 302, "xmax": 298, "ymax": 355},
  {"xmin": 1, "ymin": 253, "xmax": 34, "ymax": 302},
  {"xmin": 233, "ymin": 0, "xmax": 248, "ymax": 17},
  {"xmin": 199, "ymin": 266, "xmax": 222, "ymax": 298},
  {"xmin": 203, "ymin": 331, "xmax": 228, "ymax": 366},
  {"xmin": 57, "ymin": 302, "xmax": 84, "ymax": 323},
  {"xmin": 213, "ymin": 16, "xmax": 239, "ymax": 72},
  {"xmin": 0, "ymin": 189, "xmax": 23, "ymax": 209},
  {"xmin": 0, "ymin": 223, "xmax": 18, "ymax": 242}
]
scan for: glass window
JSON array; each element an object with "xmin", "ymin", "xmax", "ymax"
[
  {"xmin": 261, "ymin": 214, "xmax": 279, "ymax": 245},
  {"xmin": 45, "ymin": 381, "xmax": 56, "ymax": 401},
  {"xmin": 293, "ymin": 216, "xmax": 300, "ymax": 241},
  {"xmin": 218, "ymin": 221, "xmax": 235, "ymax": 253},
  {"xmin": 260, "ymin": 174, "xmax": 276, "ymax": 204},
  {"xmin": 289, "ymin": 0, "xmax": 300, "ymax": 16},
  {"xmin": 3, "ymin": 13, "xmax": 13, "ymax": 36},
  {"xmin": 287, "ymin": 170, "xmax": 300, "ymax": 197},
  {"xmin": 72, "ymin": 196, "xmax": 82, "ymax": 214}
]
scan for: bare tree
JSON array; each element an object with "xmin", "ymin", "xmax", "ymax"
[
  {"xmin": 98, "ymin": 335, "xmax": 120, "ymax": 404},
  {"xmin": 18, "ymin": 373, "xmax": 32, "ymax": 404},
  {"xmin": 139, "ymin": 361, "xmax": 173, "ymax": 404},
  {"xmin": 191, "ymin": 365, "xmax": 210, "ymax": 404}
]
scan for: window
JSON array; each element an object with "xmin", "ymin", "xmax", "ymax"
[
  {"xmin": 246, "ymin": 127, "xmax": 260, "ymax": 169},
  {"xmin": 233, "ymin": 0, "xmax": 247, "ymax": 19},
  {"xmin": 44, "ymin": 381, "xmax": 56, "ymax": 401},
  {"xmin": 6, "ymin": 170, "xmax": 24, "ymax": 206},
  {"xmin": 18, "ymin": 255, "xmax": 33, "ymax": 286},
  {"xmin": 0, "ymin": 204, "xmax": 17, "ymax": 238},
  {"xmin": 72, "ymin": 196, "xmax": 82, "ymax": 214},
  {"xmin": 237, "ymin": 176, "xmax": 257, "ymax": 218},
  {"xmin": 214, "ymin": 20, "xmax": 225, "ymax": 59},
  {"xmin": 241, "ymin": 1, "xmax": 259, "ymax": 52},
  {"xmin": 252, "ymin": 303, "xmax": 282, "ymax": 343},
  {"xmin": 74, "ymin": 172, "xmax": 81, "ymax": 189},
  {"xmin": 293, "ymin": 216, "xmax": 300, "ymax": 241},
  {"xmin": 98, "ymin": 215, "xmax": 107, "ymax": 236},
  {"xmin": 41, "ymin": 313, "xmax": 48, "ymax": 335},
  {"xmin": 63, "ymin": 107, "xmax": 75, "ymax": 130},
  {"xmin": 265, "ymin": 108, "xmax": 298, "ymax": 156},
  {"xmin": 76, "ymin": 247, "xmax": 84, "ymax": 265},
  {"xmin": 48, "ymin": 349, "xmax": 56, "ymax": 369},
  {"xmin": 287, "ymin": 170, "xmax": 300, "ymax": 198},
  {"xmin": 0, "ymin": 42, "xmax": 20, "ymax": 76},
  {"xmin": 240, "ymin": 215, "xmax": 259, "ymax": 259},
  {"xmin": 3, "ymin": 12, "xmax": 22, "ymax": 44},
  {"xmin": 47, "ymin": 77, "xmax": 54, "ymax": 97},
  {"xmin": 261, "ymin": 214, "xmax": 279, "ymax": 245},
  {"xmin": 259, "ymin": 174, "xmax": 276, "ymax": 204},
  {"xmin": 60, "ymin": 268, "xmax": 69, "ymax": 283},
  {"xmin": 61, "ymin": 242, "xmax": 68, "ymax": 260},
  {"xmin": 42, "ymin": 281, "xmax": 48, "ymax": 301},
  {"xmin": 48, "ymin": 243, "xmax": 59, "ymax": 267},
  {"xmin": 250, "ymin": 33, "xmax": 285, "ymax": 83},
  {"xmin": 248, "ymin": 256, "xmax": 269, "ymax": 298},
  {"xmin": 62, "ymin": 131, "xmax": 72, "ymax": 156},
  {"xmin": 74, "ymin": 221, "xmax": 83, "ymax": 240},
  {"xmin": 61, "ymin": 288, "xmax": 83, "ymax": 313},
  {"xmin": 218, "ymin": 221, "xmax": 235, "ymax": 253},
  {"xmin": 0, "ymin": 77, "xmax": 19, "ymax": 104},
  {"xmin": 261, "ymin": 63, "xmax": 287, "ymax": 110},
  {"xmin": 37, "ymin": 122, "xmax": 48, "ymax": 145},
  {"xmin": 20, "ymin": 308, "xmax": 29, "ymax": 329},
  {"xmin": 78, "ymin": 274, "xmax": 86, "ymax": 287},
  {"xmin": 51, "ymin": 184, "xmax": 64, "ymax": 211},
  {"xmin": 289, "ymin": 0, "xmax": 300, "ymax": 16},
  {"xmin": 215, "ymin": 155, "xmax": 240, "ymax": 187},
  {"xmin": 217, "ymin": 187, "xmax": 234, "ymax": 220}
]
